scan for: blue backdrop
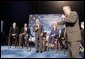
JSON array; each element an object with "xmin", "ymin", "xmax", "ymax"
[{"xmin": 29, "ymin": 14, "xmax": 64, "ymax": 42}]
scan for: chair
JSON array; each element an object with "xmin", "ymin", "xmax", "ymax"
[
  {"xmin": 8, "ymin": 35, "xmax": 18, "ymax": 48},
  {"xmin": 42, "ymin": 32, "xmax": 47, "ymax": 51},
  {"xmin": 19, "ymin": 34, "xmax": 30, "ymax": 50}
]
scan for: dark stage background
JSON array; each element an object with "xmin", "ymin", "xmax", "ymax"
[{"xmin": 0, "ymin": 1, "xmax": 84, "ymax": 45}]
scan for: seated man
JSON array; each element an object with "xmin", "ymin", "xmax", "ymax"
[
  {"xmin": 8, "ymin": 22, "xmax": 19, "ymax": 47},
  {"xmin": 19, "ymin": 23, "xmax": 33, "ymax": 49},
  {"xmin": 58, "ymin": 25, "xmax": 68, "ymax": 49},
  {"xmin": 79, "ymin": 22, "xmax": 84, "ymax": 58}
]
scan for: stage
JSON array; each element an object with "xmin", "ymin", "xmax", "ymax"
[
  {"xmin": 1, "ymin": 46, "xmax": 69, "ymax": 58},
  {"xmin": 1, "ymin": 46, "xmax": 82, "ymax": 58}
]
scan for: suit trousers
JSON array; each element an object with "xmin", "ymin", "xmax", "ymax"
[{"xmin": 68, "ymin": 41, "xmax": 80, "ymax": 58}]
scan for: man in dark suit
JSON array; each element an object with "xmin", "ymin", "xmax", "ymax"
[
  {"xmin": 8, "ymin": 22, "xmax": 19, "ymax": 47},
  {"xmin": 58, "ymin": 6, "xmax": 81, "ymax": 58},
  {"xmin": 19, "ymin": 23, "xmax": 33, "ymax": 49},
  {"xmin": 58, "ymin": 27, "xmax": 65, "ymax": 49},
  {"xmin": 80, "ymin": 22, "xmax": 84, "ymax": 49},
  {"xmin": 35, "ymin": 19, "xmax": 44, "ymax": 53},
  {"xmin": 80, "ymin": 22, "xmax": 84, "ymax": 58},
  {"xmin": 59, "ymin": 26, "xmax": 68, "ymax": 49}
]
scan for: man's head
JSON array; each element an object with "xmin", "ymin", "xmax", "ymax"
[
  {"xmin": 35, "ymin": 19, "xmax": 40, "ymax": 24},
  {"xmin": 62, "ymin": 5, "xmax": 71, "ymax": 15},
  {"xmin": 24, "ymin": 23, "xmax": 27, "ymax": 27},
  {"xmin": 81, "ymin": 22, "xmax": 84, "ymax": 29},
  {"xmin": 13, "ymin": 22, "xmax": 16, "ymax": 28}
]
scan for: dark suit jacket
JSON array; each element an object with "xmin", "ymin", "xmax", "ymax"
[
  {"xmin": 49, "ymin": 29, "xmax": 59, "ymax": 43},
  {"xmin": 9, "ymin": 26, "xmax": 19, "ymax": 37},
  {"xmin": 81, "ymin": 29, "xmax": 84, "ymax": 47},
  {"xmin": 50, "ymin": 29, "xmax": 59, "ymax": 39},
  {"xmin": 60, "ymin": 28, "xmax": 65, "ymax": 39},
  {"xmin": 58, "ymin": 11, "xmax": 81, "ymax": 42},
  {"xmin": 35, "ymin": 24, "xmax": 44, "ymax": 39},
  {"xmin": 20, "ymin": 27, "xmax": 33, "ymax": 37}
]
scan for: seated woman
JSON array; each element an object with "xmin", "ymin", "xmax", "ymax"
[{"xmin": 48, "ymin": 23, "xmax": 59, "ymax": 50}]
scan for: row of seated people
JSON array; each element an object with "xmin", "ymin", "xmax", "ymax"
[
  {"xmin": 8, "ymin": 22, "xmax": 68, "ymax": 51},
  {"xmin": 43, "ymin": 23, "xmax": 68, "ymax": 51},
  {"xmin": 42, "ymin": 22, "xmax": 84, "ymax": 54},
  {"xmin": 34, "ymin": 19, "xmax": 68, "ymax": 53},
  {"xmin": 8, "ymin": 22, "xmax": 33, "ymax": 49}
]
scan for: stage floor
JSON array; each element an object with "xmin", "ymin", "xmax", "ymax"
[{"xmin": 1, "ymin": 46, "xmax": 81, "ymax": 58}]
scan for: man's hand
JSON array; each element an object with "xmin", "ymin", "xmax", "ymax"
[
  {"xmin": 41, "ymin": 33, "xmax": 43, "ymax": 36},
  {"xmin": 12, "ymin": 34, "xmax": 16, "ymax": 36},
  {"xmin": 80, "ymin": 44, "xmax": 84, "ymax": 52},
  {"xmin": 62, "ymin": 15, "xmax": 66, "ymax": 19},
  {"xmin": 22, "ymin": 33, "xmax": 26, "ymax": 35},
  {"xmin": 62, "ymin": 37, "xmax": 65, "ymax": 40}
]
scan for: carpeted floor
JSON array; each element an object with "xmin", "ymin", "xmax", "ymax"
[{"xmin": 1, "ymin": 46, "xmax": 82, "ymax": 58}]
